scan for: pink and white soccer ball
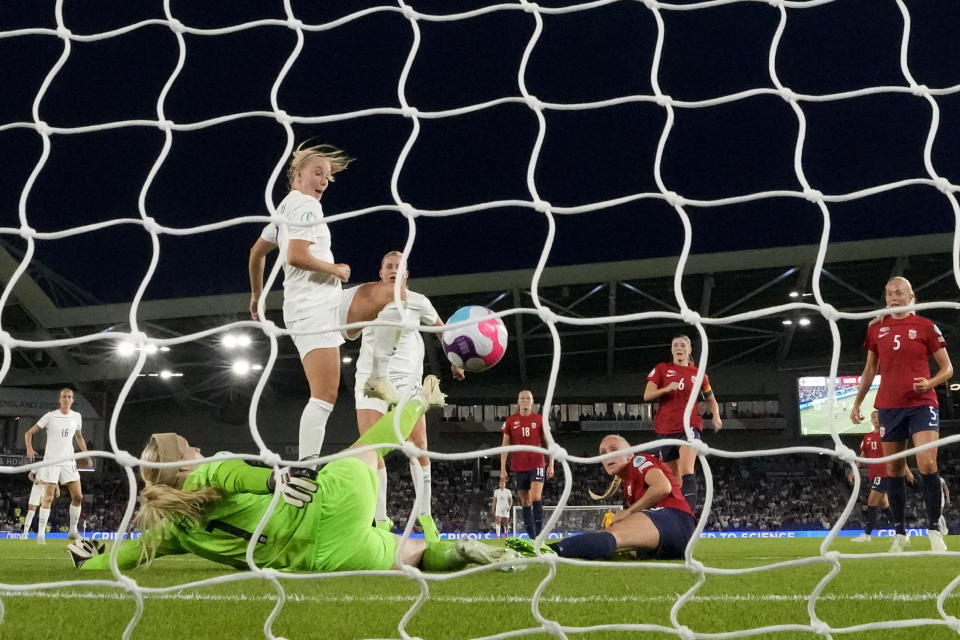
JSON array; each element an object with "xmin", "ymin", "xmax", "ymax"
[{"xmin": 441, "ymin": 306, "xmax": 508, "ymax": 372}]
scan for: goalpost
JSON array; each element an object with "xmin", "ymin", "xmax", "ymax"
[{"xmin": 2, "ymin": 1, "xmax": 960, "ymax": 640}]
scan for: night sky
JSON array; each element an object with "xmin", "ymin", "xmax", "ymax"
[{"xmin": 1, "ymin": 0, "xmax": 958, "ymax": 305}]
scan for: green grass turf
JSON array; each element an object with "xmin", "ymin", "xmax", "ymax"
[
  {"xmin": 799, "ymin": 388, "xmax": 878, "ymax": 436},
  {"xmin": 1, "ymin": 537, "xmax": 959, "ymax": 640}
]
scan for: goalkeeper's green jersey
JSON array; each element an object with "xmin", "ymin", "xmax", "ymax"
[{"xmin": 82, "ymin": 456, "xmax": 396, "ymax": 572}]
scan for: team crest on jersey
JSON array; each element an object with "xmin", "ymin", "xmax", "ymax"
[
  {"xmin": 878, "ymin": 327, "xmax": 890, "ymax": 337},
  {"xmin": 908, "ymin": 329, "xmax": 917, "ymax": 340}
]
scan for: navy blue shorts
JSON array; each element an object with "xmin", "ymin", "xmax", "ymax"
[
  {"xmin": 644, "ymin": 507, "xmax": 696, "ymax": 559},
  {"xmin": 513, "ymin": 467, "xmax": 545, "ymax": 491},
  {"xmin": 878, "ymin": 406, "xmax": 939, "ymax": 442},
  {"xmin": 870, "ymin": 476, "xmax": 892, "ymax": 494},
  {"xmin": 652, "ymin": 429, "xmax": 701, "ymax": 464}
]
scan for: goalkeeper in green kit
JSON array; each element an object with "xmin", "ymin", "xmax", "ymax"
[{"xmin": 70, "ymin": 376, "xmax": 520, "ymax": 573}]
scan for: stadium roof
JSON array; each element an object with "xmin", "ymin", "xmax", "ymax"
[{"xmin": 1, "ymin": 233, "xmax": 956, "ymax": 411}]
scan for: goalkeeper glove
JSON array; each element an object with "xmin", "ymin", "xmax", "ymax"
[
  {"xmin": 267, "ymin": 466, "xmax": 318, "ymax": 508},
  {"xmin": 68, "ymin": 538, "xmax": 105, "ymax": 568}
]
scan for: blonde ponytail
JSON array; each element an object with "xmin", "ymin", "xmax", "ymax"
[{"xmin": 589, "ymin": 476, "xmax": 622, "ymax": 501}]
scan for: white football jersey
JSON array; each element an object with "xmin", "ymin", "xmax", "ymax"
[
  {"xmin": 36, "ymin": 410, "xmax": 82, "ymax": 461},
  {"xmin": 268, "ymin": 190, "xmax": 342, "ymax": 322},
  {"xmin": 493, "ymin": 488, "xmax": 512, "ymax": 512},
  {"xmin": 355, "ymin": 291, "xmax": 439, "ymax": 387}
]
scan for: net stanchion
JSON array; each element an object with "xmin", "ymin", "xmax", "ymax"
[{"xmin": 1, "ymin": 1, "xmax": 959, "ymax": 639}]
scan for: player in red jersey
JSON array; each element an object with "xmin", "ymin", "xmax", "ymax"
[
  {"xmin": 507, "ymin": 435, "xmax": 695, "ymax": 560},
  {"xmin": 850, "ymin": 276, "xmax": 953, "ymax": 553},
  {"xmin": 848, "ymin": 411, "xmax": 914, "ymax": 542},
  {"xmin": 644, "ymin": 335, "xmax": 722, "ymax": 512},
  {"xmin": 500, "ymin": 390, "xmax": 554, "ymax": 538}
]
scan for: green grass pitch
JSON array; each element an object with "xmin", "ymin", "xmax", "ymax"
[{"xmin": 1, "ymin": 537, "xmax": 958, "ymax": 640}]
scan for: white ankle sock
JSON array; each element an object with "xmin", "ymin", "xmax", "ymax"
[
  {"xmin": 38, "ymin": 507, "xmax": 50, "ymax": 535},
  {"xmin": 298, "ymin": 397, "xmax": 334, "ymax": 458},
  {"xmin": 375, "ymin": 465, "xmax": 388, "ymax": 522},
  {"xmin": 69, "ymin": 504, "xmax": 81, "ymax": 531}
]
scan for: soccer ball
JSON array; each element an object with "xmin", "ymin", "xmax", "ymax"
[{"xmin": 441, "ymin": 306, "xmax": 508, "ymax": 372}]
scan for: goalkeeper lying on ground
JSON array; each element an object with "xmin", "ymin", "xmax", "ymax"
[{"xmin": 69, "ymin": 376, "xmax": 520, "ymax": 573}]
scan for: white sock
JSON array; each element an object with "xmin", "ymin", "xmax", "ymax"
[
  {"xmin": 69, "ymin": 504, "xmax": 81, "ymax": 531},
  {"xmin": 23, "ymin": 510, "xmax": 35, "ymax": 534},
  {"xmin": 495, "ymin": 522, "xmax": 501, "ymax": 538},
  {"xmin": 375, "ymin": 465, "xmax": 388, "ymax": 522},
  {"xmin": 38, "ymin": 507, "xmax": 50, "ymax": 535},
  {"xmin": 370, "ymin": 304, "xmax": 402, "ymax": 379},
  {"xmin": 420, "ymin": 463, "xmax": 432, "ymax": 517},
  {"xmin": 298, "ymin": 397, "xmax": 334, "ymax": 459}
]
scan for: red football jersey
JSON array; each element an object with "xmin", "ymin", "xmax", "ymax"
[
  {"xmin": 864, "ymin": 315, "xmax": 946, "ymax": 409},
  {"xmin": 858, "ymin": 430, "xmax": 887, "ymax": 480},
  {"xmin": 647, "ymin": 362, "xmax": 711, "ymax": 434},
  {"xmin": 621, "ymin": 454, "xmax": 693, "ymax": 516},
  {"xmin": 501, "ymin": 412, "xmax": 547, "ymax": 471}
]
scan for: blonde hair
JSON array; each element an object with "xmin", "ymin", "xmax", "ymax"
[
  {"xmin": 382, "ymin": 250, "xmax": 403, "ymax": 264},
  {"xmin": 137, "ymin": 433, "xmax": 219, "ymax": 566},
  {"xmin": 286, "ymin": 143, "xmax": 354, "ymax": 190}
]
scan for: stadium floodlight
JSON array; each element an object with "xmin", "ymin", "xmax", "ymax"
[
  {"xmin": 117, "ymin": 341, "xmax": 136, "ymax": 357},
  {"xmin": 342, "ymin": 356, "xmax": 353, "ymax": 364},
  {"xmin": 144, "ymin": 344, "xmax": 158, "ymax": 354},
  {"xmin": 798, "ymin": 317, "xmax": 811, "ymax": 326},
  {"xmin": 222, "ymin": 333, "xmax": 251, "ymax": 350},
  {"xmin": 159, "ymin": 370, "xmax": 173, "ymax": 379},
  {"xmin": 782, "ymin": 319, "xmax": 793, "ymax": 325},
  {"xmin": 159, "ymin": 346, "xmax": 170, "ymax": 352},
  {"xmin": 788, "ymin": 291, "xmax": 799, "ymax": 298},
  {"xmin": 251, "ymin": 363, "xmax": 263, "ymax": 371},
  {"xmin": 231, "ymin": 359, "xmax": 251, "ymax": 376}
]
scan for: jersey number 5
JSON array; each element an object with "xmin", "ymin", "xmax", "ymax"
[{"xmin": 893, "ymin": 334, "xmax": 901, "ymax": 350}]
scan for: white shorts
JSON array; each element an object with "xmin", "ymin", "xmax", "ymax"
[
  {"xmin": 495, "ymin": 507, "xmax": 510, "ymax": 519},
  {"xmin": 28, "ymin": 483, "xmax": 45, "ymax": 507},
  {"xmin": 36, "ymin": 461, "xmax": 79, "ymax": 486},
  {"xmin": 288, "ymin": 308, "xmax": 346, "ymax": 359}
]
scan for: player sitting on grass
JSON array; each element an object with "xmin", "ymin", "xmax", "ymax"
[
  {"xmin": 68, "ymin": 376, "xmax": 521, "ymax": 574},
  {"xmin": 508, "ymin": 434, "xmax": 695, "ymax": 561}
]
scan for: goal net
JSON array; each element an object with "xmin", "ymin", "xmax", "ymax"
[{"xmin": 2, "ymin": 1, "xmax": 959, "ymax": 640}]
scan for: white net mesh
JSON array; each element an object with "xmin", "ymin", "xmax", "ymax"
[{"xmin": 2, "ymin": 1, "xmax": 960, "ymax": 639}]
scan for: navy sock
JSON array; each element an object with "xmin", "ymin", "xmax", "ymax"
[
  {"xmin": 919, "ymin": 472, "xmax": 943, "ymax": 529},
  {"xmin": 888, "ymin": 476, "xmax": 907, "ymax": 535},
  {"xmin": 532, "ymin": 500, "xmax": 544, "ymax": 536},
  {"xmin": 522, "ymin": 506, "xmax": 535, "ymax": 538},
  {"xmin": 864, "ymin": 506, "xmax": 879, "ymax": 535},
  {"xmin": 551, "ymin": 531, "xmax": 617, "ymax": 560},
  {"xmin": 681, "ymin": 474, "xmax": 697, "ymax": 511}
]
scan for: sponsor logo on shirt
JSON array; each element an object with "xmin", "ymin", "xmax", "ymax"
[
  {"xmin": 878, "ymin": 327, "xmax": 890, "ymax": 338},
  {"xmin": 666, "ymin": 370, "xmax": 676, "ymax": 377}
]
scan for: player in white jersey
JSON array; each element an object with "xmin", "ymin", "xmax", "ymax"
[
  {"xmin": 24, "ymin": 388, "xmax": 91, "ymax": 543},
  {"xmin": 356, "ymin": 251, "xmax": 465, "ymax": 536},
  {"xmin": 491, "ymin": 479, "xmax": 513, "ymax": 538},
  {"xmin": 22, "ymin": 471, "xmax": 59, "ymax": 538},
  {"xmin": 247, "ymin": 143, "xmax": 407, "ymax": 459}
]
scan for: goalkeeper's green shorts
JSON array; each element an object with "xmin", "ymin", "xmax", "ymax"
[{"xmin": 306, "ymin": 456, "xmax": 397, "ymax": 572}]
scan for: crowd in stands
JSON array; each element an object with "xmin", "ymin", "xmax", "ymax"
[{"xmin": 1, "ymin": 448, "xmax": 957, "ymax": 536}]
